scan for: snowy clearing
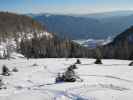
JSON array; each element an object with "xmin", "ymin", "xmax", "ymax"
[{"xmin": 0, "ymin": 58, "xmax": 133, "ymax": 100}]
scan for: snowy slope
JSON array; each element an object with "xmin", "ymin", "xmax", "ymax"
[{"xmin": 0, "ymin": 58, "xmax": 133, "ymax": 100}]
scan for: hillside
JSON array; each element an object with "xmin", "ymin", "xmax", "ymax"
[
  {"xmin": 0, "ymin": 12, "xmax": 91, "ymax": 58},
  {"xmin": 0, "ymin": 12, "xmax": 46, "ymax": 34},
  {"xmin": 0, "ymin": 12, "xmax": 54, "ymax": 41},
  {"xmin": 101, "ymin": 26, "xmax": 133, "ymax": 60},
  {"xmin": 0, "ymin": 12, "xmax": 54, "ymax": 58}
]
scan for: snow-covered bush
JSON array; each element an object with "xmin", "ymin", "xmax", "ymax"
[
  {"xmin": 69, "ymin": 64, "xmax": 77, "ymax": 70},
  {"xmin": 56, "ymin": 69, "xmax": 76, "ymax": 83},
  {"xmin": 75, "ymin": 59, "xmax": 81, "ymax": 64},
  {"xmin": 55, "ymin": 73, "xmax": 65, "ymax": 83},
  {"xmin": 94, "ymin": 48, "xmax": 102, "ymax": 64},
  {"xmin": 129, "ymin": 61, "xmax": 133, "ymax": 66},
  {"xmin": 63, "ymin": 67, "xmax": 76, "ymax": 82},
  {"xmin": 94, "ymin": 58, "xmax": 102, "ymax": 64},
  {"xmin": 12, "ymin": 67, "xmax": 18, "ymax": 72},
  {"xmin": 2, "ymin": 65, "xmax": 10, "ymax": 76},
  {"xmin": 32, "ymin": 63, "xmax": 38, "ymax": 66},
  {"xmin": 55, "ymin": 64, "xmax": 80, "ymax": 83}
]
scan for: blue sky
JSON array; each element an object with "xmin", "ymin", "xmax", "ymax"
[{"xmin": 1, "ymin": 0, "xmax": 133, "ymax": 14}]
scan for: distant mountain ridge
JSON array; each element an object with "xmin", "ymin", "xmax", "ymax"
[
  {"xmin": 29, "ymin": 10, "xmax": 133, "ymax": 39},
  {"xmin": 80, "ymin": 10, "xmax": 133, "ymax": 19},
  {"xmin": 33, "ymin": 14, "xmax": 103, "ymax": 39}
]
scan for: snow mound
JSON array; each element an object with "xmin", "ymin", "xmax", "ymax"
[{"xmin": 10, "ymin": 52, "xmax": 25, "ymax": 59}]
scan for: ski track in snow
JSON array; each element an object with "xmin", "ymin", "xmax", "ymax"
[{"xmin": 79, "ymin": 74, "xmax": 133, "ymax": 83}]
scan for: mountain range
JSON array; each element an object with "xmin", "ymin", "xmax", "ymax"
[
  {"xmin": 29, "ymin": 10, "xmax": 133, "ymax": 39},
  {"xmin": 79, "ymin": 10, "xmax": 133, "ymax": 19},
  {"xmin": 0, "ymin": 11, "xmax": 133, "ymax": 59}
]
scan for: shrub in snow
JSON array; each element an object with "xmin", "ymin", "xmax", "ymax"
[
  {"xmin": 12, "ymin": 67, "xmax": 18, "ymax": 72},
  {"xmin": 32, "ymin": 63, "xmax": 38, "ymax": 66},
  {"xmin": 56, "ymin": 69, "xmax": 76, "ymax": 83},
  {"xmin": 44, "ymin": 66, "xmax": 47, "ymax": 69},
  {"xmin": 55, "ymin": 73, "xmax": 64, "ymax": 83},
  {"xmin": 63, "ymin": 67, "xmax": 76, "ymax": 82},
  {"xmin": 2, "ymin": 65, "xmax": 10, "ymax": 76},
  {"xmin": 15, "ymin": 86, "xmax": 23, "ymax": 90},
  {"xmin": 129, "ymin": 61, "xmax": 133, "ymax": 66},
  {"xmin": 55, "ymin": 65, "xmax": 81, "ymax": 83},
  {"xmin": 94, "ymin": 58, "xmax": 102, "ymax": 64},
  {"xmin": 69, "ymin": 64, "xmax": 77, "ymax": 70},
  {"xmin": 94, "ymin": 48, "xmax": 102, "ymax": 64},
  {"xmin": 75, "ymin": 59, "xmax": 81, "ymax": 64}
]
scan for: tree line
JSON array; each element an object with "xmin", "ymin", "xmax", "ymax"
[{"xmin": 20, "ymin": 35, "xmax": 94, "ymax": 58}]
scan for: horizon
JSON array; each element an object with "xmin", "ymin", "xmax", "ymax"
[
  {"xmin": 1, "ymin": 0, "xmax": 133, "ymax": 14},
  {"xmin": 25, "ymin": 10, "xmax": 133, "ymax": 15},
  {"xmin": 1, "ymin": 10, "xmax": 133, "ymax": 16}
]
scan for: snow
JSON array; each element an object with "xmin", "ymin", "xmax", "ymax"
[
  {"xmin": 18, "ymin": 31, "xmax": 53, "ymax": 40},
  {"xmin": 73, "ymin": 37, "xmax": 112, "ymax": 48},
  {"xmin": 10, "ymin": 52, "xmax": 25, "ymax": 59},
  {"xmin": 0, "ymin": 58, "xmax": 133, "ymax": 100},
  {"xmin": 0, "ymin": 42, "xmax": 8, "ymax": 58},
  {"xmin": 45, "ymin": 14, "xmax": 51, "ymax": 17}
]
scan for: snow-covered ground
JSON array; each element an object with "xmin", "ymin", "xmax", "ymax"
[{"xmin": 0, "ymin": 58, "xmax": 133, "ymax": 100}]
